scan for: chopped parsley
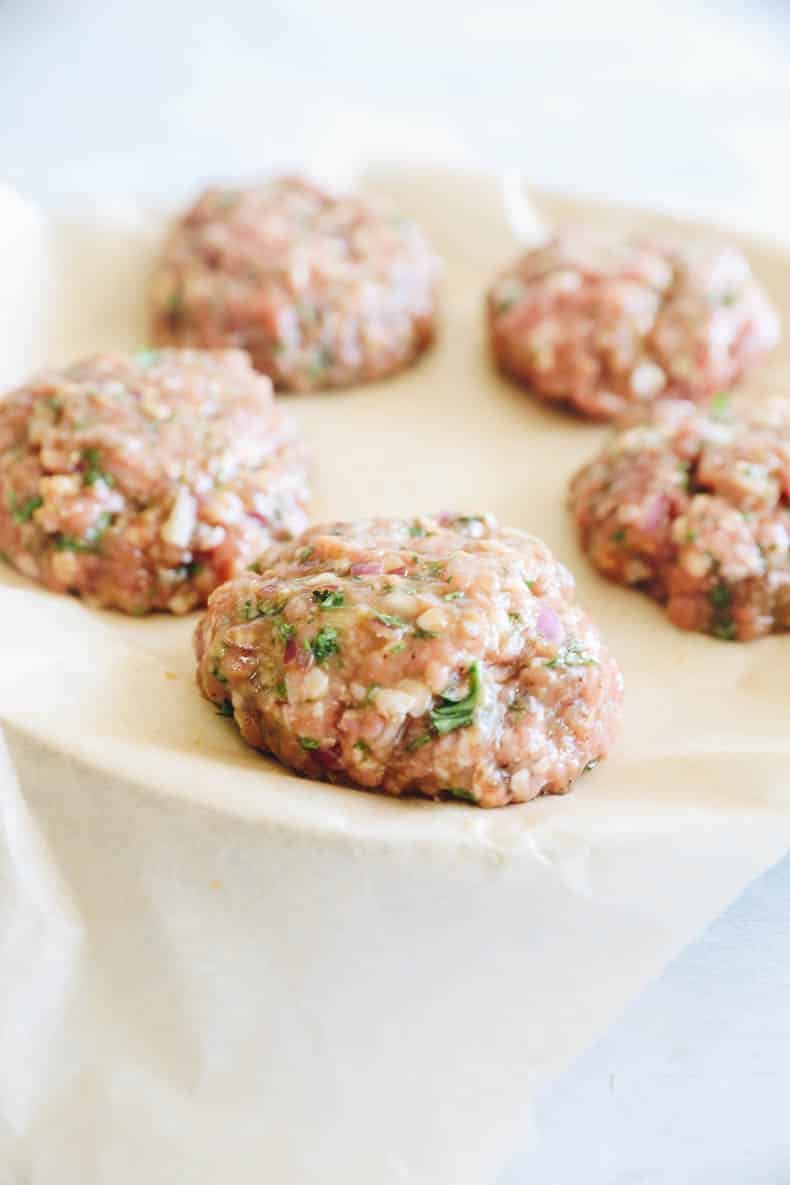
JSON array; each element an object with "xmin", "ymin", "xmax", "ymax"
[
  {"xmin": 406, "ymin": 732, "xmax": 432, "ymax": 752},
  {"xmin": 353, "ymin": 740, "xmax": 370, "ymax": 754},
  {"xmin": 310, "ymin": 626, "xmax": 339, "ymax": 663},
  {"xmin": 274, "ymin": 620, "xmax": 295, "ymax": 643},
  {"xmin": 524, "ymin": 578, "xmax": 536, "ymax": 591},
  {"xmin": 216, "ymin": 699, "xmax": 234, "ymax": 717},
  {"xmin": 258, "ymin": 598, "xmax": 285, "ymax": 617},
  {"xmin": 545, "ymin": 639, "xmax": 597, "ymax": 669},
  {"xmin": 611, "ymin": 528, "xmax": 626, "ymax": 543},
  {"xmin": 709, "ymin": 391, "xmax": 730, "ymax": 420},
  {"xmin": 54, "ymin": 511, "xmax": 112, "ymax": 554},
  {"xmin": 708, "ymin": 583, "xmax": 731, "ymax": 612},
  {"xmin": 709, "ymin": 582, "xmax": 735, "ymax": 639},
  {"xmin": 364, "ymin": 684, "xmax": 380, "ymax": 705},
  {"xmin": 374, "ymin": 611, "xmax": 406, "ymax": 628},
  {"xmin": 81, "ymin": 447, "xmax": 114, "ymax": 487},
  {"xmin": 430, "ymin": 662, "xmax": 481, "ymax": 736},
  {"xmin": 413, "ymin": 626, "xmax": 437, "ymax": 640},
  {"xmin": 298, "ymin": 736, "xmax": 320, "ymax": 750},
  {"xmin": 297, "ymin": 545, "xmax": 314, "ymax": 563},
  {"xmin": 388, "ymin": 642, "xmax": 406, "ymax": 655},
  {"xmin": 408, "ymin": 522, "xmax": 426, "ymax": 538},
  {"xmin": 445, "ymin": 787, "xmax": 475, "ymax": 803},
  {"xmin": 312, "ymin": 588, "xmax": 344, "ymax": 609},
  {"xmin": 309, "ymin": 346, "xmax": 333, "ymax": 380},
  {"xmin": 442, "ymin": 590, "xmax": 463, "ymax": 601},
  {"xmin": 7, "ymin": 492, "xmax": 43, "ymax": 523},
  {"xmin": 275, "ymin": 679, "xmax": 287, "ymax": 699}
]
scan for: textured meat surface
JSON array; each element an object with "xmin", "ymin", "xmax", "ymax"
[
  {"xmin": 0, "ymin": 349, "xmax": 311, "ymax": 614},
  {"xmin": 151, "ymin": 176, "xmax": 442, "ymax": 392},
  {"xmin": 487, "ymin": 228, "xmax": 779, "ymax": 419},
  {"xmin": 195, "ymin": 513, "xmax": 623, "ymax": 806},
  {"xmin": 569, "ymin": 396, "xmax": 790, "ymax": 639}
]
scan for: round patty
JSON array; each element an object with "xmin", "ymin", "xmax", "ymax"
[
  {"xmin": 195, "ymin": 513, "xmax": 623, "ymax": 807},
  {"xmin": 0, "ymin": 349, "xmax": 311, "ymax": 614},
  {"xmin": 150, "ymin": 176, "xmax": 442, "ymax": 392},
  {"xmin": 569, "ymin": 395, "xmax": 790, "ymax": 640},
  {"xmin": 487, "ymin": 228, "xmax": 780, "ymax": 419}
]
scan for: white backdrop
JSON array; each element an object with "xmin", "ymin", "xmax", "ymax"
[{"xmin": 1, "ymin": 2, "xmax": 789, "ymax": 1182}]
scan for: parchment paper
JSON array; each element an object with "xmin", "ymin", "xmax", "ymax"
[{"xmin": 1, "ymin": 168, "xmax": 789, "ymax": 1185}]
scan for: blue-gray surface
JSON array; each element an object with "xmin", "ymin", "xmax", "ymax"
[{"xmin": 1, "ymin": 2, "xmax": 789, "ymax": 1180}]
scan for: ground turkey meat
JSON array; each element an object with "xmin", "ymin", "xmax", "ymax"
[
  {"xmin": 194, "ymin": 513, "xmax": 623, "ymax": 807},
  {"xmin": 569, "ymin": 395, "xmax": 790, "ymax": 640},
  {"xmin": 150, "ymin": 176, "xmax": 442, "ymax": 392},
  {"xmin": 487, "ymin": 228, "xmax": 779, "ymax": 419},
  {"xmin": 0, "ymin": 350, "xmax": 310, "ymax": 614}
]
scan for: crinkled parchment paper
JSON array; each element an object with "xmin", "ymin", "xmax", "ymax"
[{"xmin": 1, "ymin": 169, "xmax": 789, "ymax": 1185}]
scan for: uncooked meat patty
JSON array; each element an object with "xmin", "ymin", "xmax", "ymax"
[
  {"xmin": 487, "ymin": 228, "xmax": 779, "ymax": 419},
  {"xmin": 150, "ymin": 176, "xmax": 441, "ymax": 392},
  {"xmin": 569, "ymin": 395, "xmax": 790, "ymax": 640},
  {"xmin": 195, "ymin": 513, "xmax": 623, "ymax": 807},
  {"xmin": 0, "ymin": 350, "xmax": 310, "ymax": 614}
]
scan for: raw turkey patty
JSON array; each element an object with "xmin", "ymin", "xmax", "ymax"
[
  {"xmin": 151, "ymin": 176, "xmax": 441, "ymax": 392},
  {"xmin": 195, "ymin": 513, "xmax": 623, "ymax": 806},
  {"xmin": 0, "ymin": 349, "xmax": 310, "ymax": 614},
  {"xmin": 569, "ymin": 395, "xmax": 790, "ymax": 640},
  {"xmin": 487, "ymin": 228, "xmax": 779, "ymax": 419}
]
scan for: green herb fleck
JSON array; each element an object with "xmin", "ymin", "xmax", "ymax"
[
  {"xmin": 545, "ymin": 639, "xmax": 597, "ymax": 669},
  {"xmin": 211, "ymin": 661, "xmax": 228, "ymax": 684},
  {"xmin": 445, "ymin": 787, "xmax": 475, "ymax": 803},
  {"xmin": 299, "ymin": 736, "xmax": 320, "ymax": 750},
  {"xmin": 709, "ymin": 391, "xmax": 730, "ymax": 420},
  {"xmin": 167, "ymin": 289, "xmax": 183, "ymax": 318},
  {"xmin": 298, "ymin": 545, "xmax": 314, "ymax": 563},
  {"xmin": 406, "ymin": 732, "xmax": 432, "ymax": 752},
  {"xmin": 216, "ymin": 699, "xmax": 234, "ymax": 717},
  {"xmin": 258, "ymin": 598, "xmax": 285, "ymax": 617},
  {"xmin": 275, "ymin": 679, "xmax": 287, "ymax": 699},
  {"xmin": 713, "ymin": 621, "xmax": 737, "ymax": 641},
  {"xmin": 374, "ymin": 611, "xmax": 406, "ymax": 628},
  {"xmin": 430, "ymin": 662, "xmax": 481, "ymax": 736},
  {"xmin": 242, "ymin": 599, "xmax": 256, "ymax": 620},
  {"xmin": 708, "ymin": 583, "xmax": 731, "ymax": 612},
  {"xmin": 81, "ymin": 447, "xmax": 114, "ymax": 487},
  {"xmin": 413, "ymin": 626, "xmax": 437, "ymax": 640},
  {"xmin": 408, "ymin": 522, "xmax": 426, "ymax": 538},
  {"xmin": 524, "ymin": 578, "xmax": 536, "ymax": 591},
  {"xmin": 611, "ymin": 528, "xmax": 626, "ymax": 543},
  {"xmin": 313, "ymin": 588, "xmax": 344, "ymax": 609},
  {"xmin": 7, "ymin": 492, "xmax": 43, "ymax": 523},
  {"xmin": 353, "ymin": 740, "xmax": 370, "ymax": 754},
  {"xmin": 364, "ymin": 683, "xmax": 380, "ymax": 705},
  {"xmin": 274, "ymin": 620, "xmax": 295, "ymax": 643},
  {"xmin": 388, "ymin": 642, "xmax": 406, "ymax": 655},
  {"xmin": 310, "ymin": 626, "xmax": 339, "ymax": 663},
  {"xmin": 443, "ymin": 590, "xmax": 463, "ymax": 601}
]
